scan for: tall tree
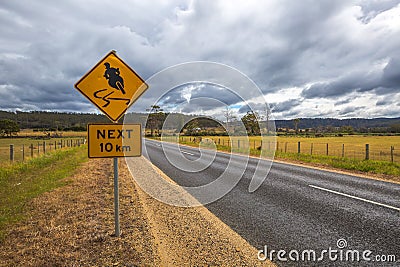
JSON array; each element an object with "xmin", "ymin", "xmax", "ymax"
[
  {"xmin": 260, "ymin": 107, "xmax": 272, "ymax": 134},
  {"xmin": 293, "ymin": 118, "xmax": 300, "ymax": 134},
  {"xmin": 241, "ymin": 111, "xmax": 261, "ymax": 136},
  {"xmin": 0, "ymin": 119, "xmax": 20, "ymax": 136},
  {"xmin": 146, "ymin": 105, "xmax": 165, "ymax": 136},
  {"xmin": 223, "ymin": 106, "xmax": 236, "ymax": 133}
]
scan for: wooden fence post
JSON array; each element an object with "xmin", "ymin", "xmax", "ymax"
[
  {"xmin": 9, "ymin": 144, "xmax": 14, "ymax": 161},
  {"xmin": 297, "ymin": 142, "xmax": 301, "ymax": 154},
  {"xmin": 326, "ymin": 143, "xmax": 329, "ymax": 156},
  {"xmin": 310, "ymin": 143, "xmax": 313, "ymax": 155},
  {"xmin": 22, "ymin": 144, "xmax": 25, "ymax": 161},
  {"xmin": 285, "ymin": 142, "xmax": 287, "ymax": 153},
  {"xmin": 43, "ymin": 141, "xmax": 46, "ymax": 154},
  {"xmin": 391, "ymin": 146, "xmax": 394, "ymax": 163},
  {"xmin": 37, "ymin": 142, "xmax": 40, "ymax": 154},
  {"xmin": 365, "ymin": 144, "xmax": 369, "ymax": 160},
  {"xmin": 30, "ymin": 144, "xmax": 34, "ymax": 158},
  {"xmin": 342, "ymin": 144, "xmax": 345, "ymax": 158}
]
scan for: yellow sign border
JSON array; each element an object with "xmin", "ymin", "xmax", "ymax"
[
  {"xmin": 87, "ymin": 123, "xmax": 142, "ymax": 158},
  {"xmin": 75, "ymin": 51, "xmax": 148, "ymax": 122}
]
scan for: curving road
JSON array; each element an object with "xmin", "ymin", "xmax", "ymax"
[{"xmin": 144, "ymin": 139, "xmax": 400, "ymax": 266}]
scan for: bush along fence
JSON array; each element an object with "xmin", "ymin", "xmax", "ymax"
[
  {"xmin": 2, "ymin": 138, "xmax": 86, "ymax": 164},
  {"xmin": 164, "ymin": 136, "xmax": 398, "ymax": 164}
]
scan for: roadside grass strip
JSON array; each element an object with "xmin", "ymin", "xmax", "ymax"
[{"xmin": 0, "ymin": 146, "xmax": 87, "ymax": 240}]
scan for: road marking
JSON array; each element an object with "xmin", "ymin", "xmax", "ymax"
[
  {"xmin": 181, "ymin": 151, "xmax": 195, "ymax": 156},
  {"xmin": 309, "ymin": 184, "xmax": 400, "ymax": 212},
  {"xmin": 147, "ymin": 141, "xmax": 161, "ymax": 147}
]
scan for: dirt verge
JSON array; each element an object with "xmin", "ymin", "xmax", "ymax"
[
  {"xmin": 0, "ymin": 156, "xmax": 274, "ymax": 266},
  {"xmin": 0, "ymin": 158, "xmax": 159, "ymax": 266},
  {"xmin": 125, "ymin": 156, "xmax": 274, "ymax": 266}
]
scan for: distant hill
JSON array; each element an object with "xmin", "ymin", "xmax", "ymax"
[
  {"xmin": 0, "ymin": 110, "xmax": 196, "ymax": 131},
  {"xmin": 274, "ymin": 117, "xmax": 400, "ymax": 130},
  {"xmin": 0, "ymin": 110, "xmax": 399, "ymax": 133},
  {"xmin": 0, "ymin": 110, "xmax": 110, "ymax": 130}
]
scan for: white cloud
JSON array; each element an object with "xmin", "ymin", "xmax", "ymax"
[{"xmin": 0, "ymin": 0, "xmax": 399, "ymax": 119}]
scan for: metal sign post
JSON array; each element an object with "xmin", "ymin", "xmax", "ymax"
[
  {"xmin": 113, "ymin": 156, "xmax": 120, "ymax": 237},
  {"xmin": 113, "ymin": 118, "xmax": 120, "ymax": 237}
]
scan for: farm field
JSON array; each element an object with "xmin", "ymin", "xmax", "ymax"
[
  {"xmin": 163, "ymin": 135, "xmax": 400, "ymax": 162},
  {"xmin": 2, "ymin": 133, "xmax": 399, "ymax": 176},
  {"xmin": 0, "ymin": 137, "xmax": 87, "ymax": 165},
  {"xmin": 277, "ymin": 135, "xmax": 399, "ymax": 162},
  {"xmin": 159, "ymin": 135, "xmax": 400, "ymax": 163},
  {"xmin": 154, "ymin": 135, "xmax": 400, "ymax": 178},
  {"xmin": 18, "ymin": 129, "xmax": 87, "ymax": 138}
]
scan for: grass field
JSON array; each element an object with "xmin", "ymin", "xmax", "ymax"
[
  {"xmin": 0, "ymin": 145, "xmax": 87, "ymax": 240},
  {"xmin": 18, "ymin": 129, "xmax": 87, "ymax": 138},
  {"xmin": 0, "ymin": 137, "xmax": 87, "ymax": 165},
  {"xmin": 170, "ymin": 135, "xmax": 400, "ymax": 162},
  {"xmin": 155, "ymin": 135, "xmax": 400, "ymax": 177}
]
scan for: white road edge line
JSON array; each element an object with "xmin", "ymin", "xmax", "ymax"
[
  {"xmin": 181, "ymin": 151, "xmax": 195, "ymax": 156},
  {"xmin": 309, "ymin": 184, "xmax": 400, "ymax": 212}
]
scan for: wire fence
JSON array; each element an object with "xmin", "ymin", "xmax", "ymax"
[
  {"xmin": 0, "ymin": 138, "xmax": 86, "ymax": 165},
  {"xmin": 161, "ymin": 136, "xmax": 399, "ymax": 164}
]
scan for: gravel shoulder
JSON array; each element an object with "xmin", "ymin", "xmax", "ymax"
[{"xmin": 125, "ymin": 156, "xmax": 275, "ymax": 266}]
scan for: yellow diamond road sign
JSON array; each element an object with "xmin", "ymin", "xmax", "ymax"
[{"xmin": 75, "ymin": 51, "xmax": 148, "ymax": 122}]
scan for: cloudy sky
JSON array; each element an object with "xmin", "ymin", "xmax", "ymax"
[{"xmin": 0, "ymin": 0, "xmax": 399, "ymax": 120}]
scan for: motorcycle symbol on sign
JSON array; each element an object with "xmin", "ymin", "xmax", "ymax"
[
  {"xmin": 104, "ymin": 62, "xmax": 126, "ymax": 94},
  {"xmin": 93, "ymin": 62, "xmax": 130, "ymax": 107}
]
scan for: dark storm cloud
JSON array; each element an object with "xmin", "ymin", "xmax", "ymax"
[
  {"xmin": 270, "ymin": 99, "xmax": 302, "ymax": 113},
  {"xmin": 181, "ymin": 97, "xmax": 226, "ymax": 113},
  {"xmin": 338, "ymin": 106, "xmax": 366, "ymax": 116},
  {"xmin": 0, "ymin": 0, "xmax": 399, "ymax": 119},
  {"xmin": 381, "ymin": 57, "xmax": 400, "ymax": 88},
  {"xmin": 155, "ymin": 83, "xmax": 245, "ymax": 113},
  {"xmin": 237, "ymin": 103, "xmax": 268, "ymax": 114},
  {"xmin": 301, "ymin": 56, "xmax": 400, "ymax": 99},
  {"xmin": 334, "ymin": 98, "xmax": 353, "ymax": 106},
  {"xmin": 376, "ymin": 99, "xmax": 391, "ymax": 106}
]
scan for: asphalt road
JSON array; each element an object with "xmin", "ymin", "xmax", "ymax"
[{"xmin": 143, "ymin": 139, "xmax": 400, "ymax": 266}]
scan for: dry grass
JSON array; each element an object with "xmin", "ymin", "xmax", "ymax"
[
  {"xmin": 153, "ymin": 135, "xmax": 400, "ymax": 178},
  {"xmin": 170, "ymin": 135, "xmax": 400, "ymax": 163},
  {"xmin": 18, "ymin": 129, "xmax": 87, "ymax": 138},
  {"xmin": 0, "ymin": 138, "xmax": 86, "ymax": 165},
  {"xmin": 0, "ymin": 158, "xmax": 159, "ymax": 266}
]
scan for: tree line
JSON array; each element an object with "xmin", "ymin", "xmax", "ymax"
[{"xmin": 1, "ymin": 110, "xmax": 399, "ymax": 137}]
